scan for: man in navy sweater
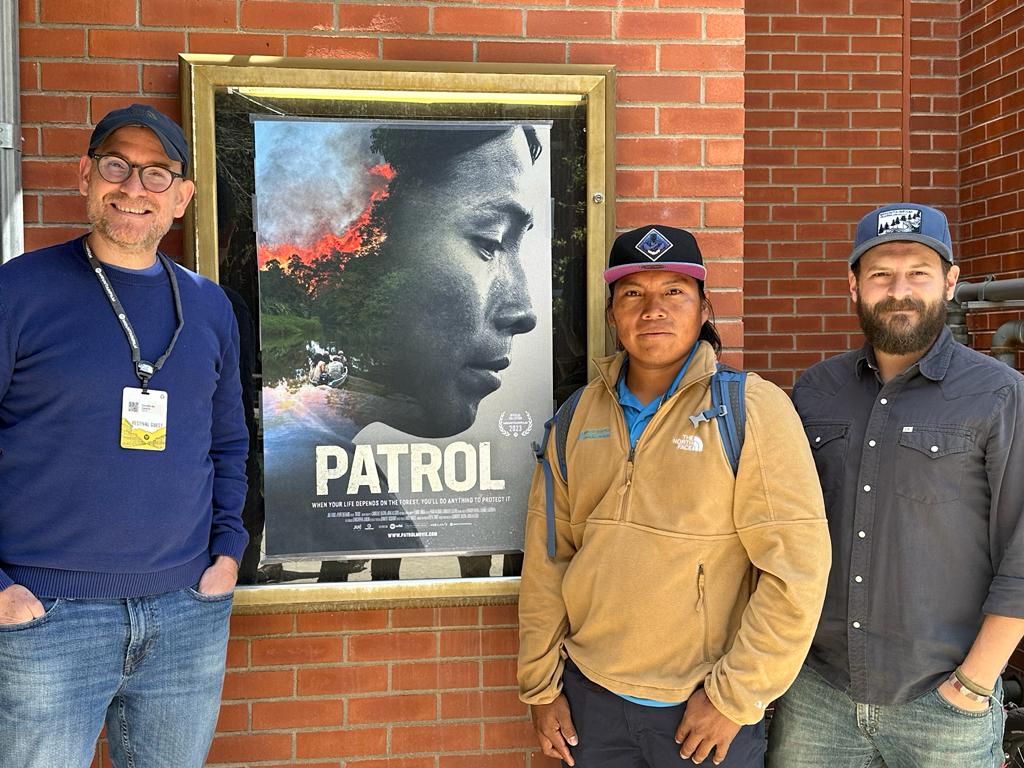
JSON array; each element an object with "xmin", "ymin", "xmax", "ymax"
[{"xmin": 0, "ymin": 105, "xmax": 248, "ymax": 767}]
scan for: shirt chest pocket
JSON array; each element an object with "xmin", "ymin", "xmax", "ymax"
[
  {"xmin": 894, "ymin": 426, "xmax": 973, "ymax": 504},
  {"xmin": 804, "ymin": 422, "xmax": 850, "ymax": 511}
]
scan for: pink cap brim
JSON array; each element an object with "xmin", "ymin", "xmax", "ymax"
[{"xmin": 603, "ymin": 262, "xmax": 707, "ymax": 284}]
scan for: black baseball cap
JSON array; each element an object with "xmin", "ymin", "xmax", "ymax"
[
  {"xmin": 604, "ymin": 225, "xmax": 707, "ymax": 285},
  {"xmin": 88, "ymin": 104, "xmax": 190, "ymax": 175}
]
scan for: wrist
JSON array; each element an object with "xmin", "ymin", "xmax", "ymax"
[
  {"xmin": 212, "ymin": 555, "xmax": 239, "ymax": 572},
  {"xmin": 946, "ymin": 671, "xmax": 991, "ymax": 705}
]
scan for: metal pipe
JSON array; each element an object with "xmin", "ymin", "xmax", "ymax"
[
  {"xmin": 955, "ymin": 278, "xmax": 1024, "ymax": 304},
  {"xmin": 945, "ymin": 299, "xmax": 970, "ymax": 345},
  {"xmin": 991, "ymin": 319, "xmax": 1024, "ymax": 368}
]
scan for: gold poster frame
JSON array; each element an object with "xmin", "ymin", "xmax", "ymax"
[{"xmin": 178, "ymin": 54, "xmax": 614, "ymax": 612}]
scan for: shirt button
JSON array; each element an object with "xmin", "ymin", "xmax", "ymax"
[
  {"xmin": 863, "ymin": 484, "xmax": 871, "ymax": 492},
  {"xmin": 880, "ymin": 398, "xmax": 888, "ymax": 405},
  {"xmin": 854, "ymin": 575, "xmax": 863, "ymax": 583},
  {"xmin": 852, "ymin": 621, "xmax": 861, "ymax": 629},
  {"xmin": 930, "ymin": 445, "xmax": 938, "ymax": 453},
  {"xmin": 868, "ymin": 440, "xmax": 876, "ymax": 447},
  {"xmin": 815, "ymin": 436, "xmax": 821, "ymax": 443},
  {"xmin": 858, "ymin": 530, "xmax": 866, "ymax": 538}
]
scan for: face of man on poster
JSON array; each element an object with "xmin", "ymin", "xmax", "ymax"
[{"xmin": 371, "ymin": 127, "xmax": 542, "ymax": 437}]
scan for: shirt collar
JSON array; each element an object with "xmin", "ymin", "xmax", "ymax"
[
  {"xmin": 616, "ymin": 343, "xmax": 699, "ymax": 409},
  {"xmin": 854, "ymin": 325, "xmax": 955, "ymax": 382}
]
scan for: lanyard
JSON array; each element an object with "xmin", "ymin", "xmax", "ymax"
[{"xmin": 84, "ymin": 240, "xmax": 184, "ymax": 392}]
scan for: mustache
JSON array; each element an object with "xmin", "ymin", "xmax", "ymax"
[{"xmin": 872, "ymin": 297, "xmax": 927, "ymax": 313}]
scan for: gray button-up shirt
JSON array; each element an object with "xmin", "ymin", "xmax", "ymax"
[{"xmin": 792, "ymin": 326, "xmax": 1024, "ymax": 705}]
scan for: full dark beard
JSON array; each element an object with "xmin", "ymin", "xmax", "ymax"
[{"xmin": 856, "ymin": 293, "xmax": 947, "ymax": 355}]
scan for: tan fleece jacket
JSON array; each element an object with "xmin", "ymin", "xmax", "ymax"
[{"xmin": 517, "ymin": 343, "xmax": 831, "ymax": 725}]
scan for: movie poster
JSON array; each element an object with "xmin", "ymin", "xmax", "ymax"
[{"xmin": 253, "ymin": 118, "xmax": 553, "ymax": 560}]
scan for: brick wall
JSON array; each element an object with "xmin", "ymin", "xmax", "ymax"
[
  {"xmin": 743, "ymin": 0, "xmax": 961, "ymax": 389},
  {"xmin": 18, "ymin": 2, "xmax": 745, "ymax": 765},
  {"xmin": 959, "ymin": 0, "xmax": 1024, "ymax": 368}
]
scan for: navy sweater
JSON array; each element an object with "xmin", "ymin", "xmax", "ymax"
[{"xmin": 0, "ymin": 237, "xmax": 249, "ymax": 598}]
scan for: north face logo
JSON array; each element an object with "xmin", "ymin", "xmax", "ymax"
[{"xmin": 672, "ymin": 435, "xmax": 704, "ymax": 453}]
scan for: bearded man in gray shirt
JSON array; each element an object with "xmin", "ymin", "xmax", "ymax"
[{"xmin": 767, "ymin": 203, "xmax": 1024, "ymax": 768}]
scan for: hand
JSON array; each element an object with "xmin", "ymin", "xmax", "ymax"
[
  {"xmin": 530, "ymin": 694, "xmax": 579, "ymax": 766},
  {"xmin": 0, "ymin": 584, "xmax": 45, "ymax": 625},
  {"xmin": 675, "ymin": 688, "xmax": 741, "ymax": 765},
  {"xmin": 197, "ymin": 556, "xmax": 239, "ymax": 596},
  {"xmin": 938, "ymin": 678, "xmax": 990, "ymax": 713}
]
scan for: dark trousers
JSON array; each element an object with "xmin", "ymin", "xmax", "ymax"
[{"xmin": 561, "ymin": 659, "xmax": 765, "ymax": 768}]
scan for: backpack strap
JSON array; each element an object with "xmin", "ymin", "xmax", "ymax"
[
  {"xmin": 531, "ymin": 386, "xmax": 586, "ymax": 558},
  {"xmin": 688, "ymin": 364, "xmax": 747, "ymax": 475}
]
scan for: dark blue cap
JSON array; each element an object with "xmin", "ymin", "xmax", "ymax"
[
  {"xmin": 849, "ymin": 203, "xmax": 953, "ymax": 266},
  {"xmin": 88, "ymin": 103, "xmax": 190, "ymax": 175}
]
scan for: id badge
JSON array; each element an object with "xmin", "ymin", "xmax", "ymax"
[{"xmin": 120, "ymin": 387, "xmax": 168, "ymax": 451}]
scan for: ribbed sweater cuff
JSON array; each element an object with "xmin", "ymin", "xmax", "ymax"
[{"xmin": 211, "ymin": 530, "xmax": 249, "ymax": 566}]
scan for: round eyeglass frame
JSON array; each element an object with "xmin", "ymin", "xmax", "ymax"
[{"xmin": 89, "ymin": 152, "xmax": 185, "ymax": 194}]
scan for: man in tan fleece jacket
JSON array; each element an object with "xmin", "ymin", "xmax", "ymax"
[{"xmin": 518, "ymin": 225, "xmax": 832, "ymax": 767}]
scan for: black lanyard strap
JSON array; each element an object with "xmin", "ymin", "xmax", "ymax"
[{"xmin": 84, "ymin": 240, "xmax": 184, "ymax": 391}]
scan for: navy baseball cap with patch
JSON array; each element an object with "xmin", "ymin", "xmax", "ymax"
[
  {"xmin": 604, "ymin": 225, "xmax": 707, "ymax": 285},
  {"xmin": 849, "ymin": 203, "xmax": 953, "ymax": 266},
  {"xmin": 88, "ymin": 103, "xmax": 190, "ymax": 175}
]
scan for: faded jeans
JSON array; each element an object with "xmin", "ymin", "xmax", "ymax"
[
  {"xmin": 767, "ymin": 664, "xmax": 1005, "ymax": 768},
  {"xmin": 0, "ymin": 587, "xmax": 233, "ymax": 768}
]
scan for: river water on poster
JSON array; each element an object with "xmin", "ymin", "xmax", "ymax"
[{"xmin": 253, "ymin": 117, "xmax": 553, "ymax": 560}]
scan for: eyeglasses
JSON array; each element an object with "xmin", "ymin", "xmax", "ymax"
[{"xmin": 89, "ymin": 152, "xmax": 184, "ymax": 193}]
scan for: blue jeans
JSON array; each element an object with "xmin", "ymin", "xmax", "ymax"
[
  {"xmin": 0, "ymin": 587, "xmax": 233, "ymax": 768},
  {"xmin": 767, "ymin": 665, "xmax": 1005, "ymax": 768}
]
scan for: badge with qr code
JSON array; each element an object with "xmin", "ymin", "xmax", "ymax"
[{"xmin": 121, "ymin": 387, "xmax": 168, "ymax": 451}]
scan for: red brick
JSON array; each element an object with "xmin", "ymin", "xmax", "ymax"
[
  {"xmin": 617, "ymin": 169, "xmax": 655, "ymax": 197},
  {"xmin": 442, "ymin": 690, "xmax": 527, "ymax": 719},
  {"xmin": 392, "ymin": 723, "xmax": 482, "ymax": 753},
  {"xmin": 616, "ymin": 201, "xmax": 701, "ymax": 228},
  {"xmin": 527, "ymin": 10, "xmax": 611, "ymax": 38},
  {"xmin": 348, "ymin": 760, "xmax": 436, "ymax": 768},
  {"xmin": 142, "ymin": 0, "xmax": 236, "ymax": 27},
  {"xmin": 207, "ymin": 734, "xmax": 292, "ymax": 764},
  {"xmin": 21, "ymin": 94, "xmax": 87, "ymax": 125},
  {"xmin": 482, "ymin": 658, "xmax": 518, "ymax": 688},
  {"xmin": 252, "ymin": 636, "xmax": 342, "ymax": 665},
  {"xmin": 569, "ymin": 42, "xmax": 656, "ymax": 71},
  {"xmin": 142, "ymin": 65, "xmax": 178, "ymax": 94},
  {"xmin": 215, "ymin": 702, "xmax": 249, "ymax": 733},
  {"xmin": 296, "ymin": 728, "xmax": 387, "ymax": 759},
  {"xmin": 20, "ymin": 28, "xmax": 85, "ymax": 57},
  {"xmin": 23, "ymin": 227, "xmax": 88, "ymax": 252},
  {"xmin": 41, "ymin": 127, "xmax": 92, "ymax": 157},
  {"xmin": 617, "ymin": 107, "xmax": 656, "ymax": 134},
  {"xmin": 297, "ymin": 664, "xmax": 389, "ymax": 695},
  {"xmin": 253, "ymin": 699, "xmax": 344, "ymax": 729},
  {"xmin": 661, "ymin": 107, "xmax": 745, "ymax": 135},
  {"xmin": 349, "ymin": 694, "xmax": 437, "ymax": 724},
  {"xmin": 41, "ymin": 195, "xmax": 87, "ymax": 222},
  {"xmin": 40, "ymin": 63, "xmax": 137, "ymax": 93},
  {"xmin": 706, "ymin": 76, "xmax": 745, "ymax": 103},
  {"xmin": 707, "ymin": 13, "xmax": 746, "ymax": 39},
  {"xmin": 616, "ymin": 11, "xmax": 700, "ymax": 39},
  {"xmin": 297, "ymin": 610, "xmax": 387, "ymax": 633},
  {"xmin": 393, "ymin": 660, "xmax": 480, "ymax": 691},
  {"xmin": 188, "ymin": 32, "xmax": 285, "ymax": 56},
  {"xmin": 41, "ymin": 0, "xmax": 134, "ymax": 24},
  {"xmin": 435, "ymin": 7, "xmax": 522, "ymax": 36},
  {"xmin": 286, "ymin": 35, "xmax": 378, "ymax": 58},
  {"xmin": 477, "ymin": 41, "xmax": 566, "ymax": 64},
  {"xmin": 89, "ymin": 30, "xmax": 185, "ymax": 60},
  {"xmin": 708, "ymin": 138, "xmax": 745, "ymax": 165},
  {"xmin": 483, "ymin": 719, "xmax": 536, "ymax": 749},
  {"xmin": 241, "ymin": 1, "xmax": 333, "ymax": 30},
  {"xmin": 21, "ymin": 160, "xmax": 79, "ymax": 191},
  {"xmin": 230, "ymin": 613, "xmax": 294, "ymax": 636},
  {"xmin": 617, "ymin": 75, "xmax": 700, "ymax": 103},
  {"xmin": 617, "ymin": 137, "xmax": 701, "ymax": 166},
  {"xmin": 90, "ymin": 97, "xmax": 181, "ymax": 125},
  {"xmin": 348, "ymin": 632, "xmax": 437, "ymax": 661},
  {"xmin": 481, "ymin": 605, "xmax": 518, "ymax": 625},
  {"xmin": 441, "ymin": 755, "xmax": 526, "ymax": 768},
  {"xmin": 340, "ymin": 4, "xmax": 430, "ymax": 33},
  {"xmin": 382, "ymin": 39, "xmax": 474, "ymax": 62},
  {"xmin": 662, "ymin": 43, "xmax": 745, "ymax": 72},
  {"xmin": 222, "ymin": 669, "xmax": 294, "ymax": 701}
]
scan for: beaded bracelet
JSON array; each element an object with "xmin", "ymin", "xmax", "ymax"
[
  {"xmin": 947, "ymin": 672, "xmax": 991, "ymax": 705},
  {"xmin": 954, "ymin": 666, "xmax": 995, "ymax": 697}
]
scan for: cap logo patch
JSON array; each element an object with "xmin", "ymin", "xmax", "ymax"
[
  {"xmin": 877, "ymin": 208, "xmax": 922, "ymax": 236},
  {"xmin": 635, "ymin": 228, "xmax": 674, "ymax": 261}
]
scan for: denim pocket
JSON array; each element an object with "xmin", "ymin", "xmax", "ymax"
[
  {"xmin": 931, "ymin": 688, "xmax": 991, "ymax": 719},
  {"xmin": 185, "ymin": 586, "xmax": 234, "ymax": 603},
  {"xmin": 0, "ymin": 597, "xmax": 62, "ymax": 631}
]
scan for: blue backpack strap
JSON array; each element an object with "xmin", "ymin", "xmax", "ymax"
[
  {"xmin": 710, "ymin": 364, "xmax": 747, "ymax": 475},
  {"xmin": 531, "ymin": 386, "xmax": 586, "ymax": 558}
]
